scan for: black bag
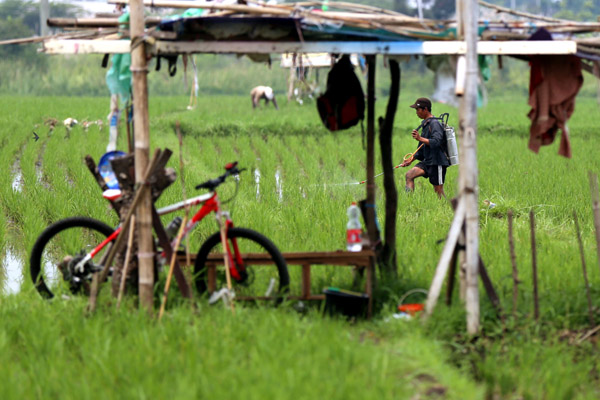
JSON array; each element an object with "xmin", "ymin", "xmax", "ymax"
[{"xmin": 317, "ymin": 55, "xmax": 365, "ymax": 131}]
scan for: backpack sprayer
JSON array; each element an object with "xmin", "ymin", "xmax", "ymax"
[{"xmin": 438, "ymin": 113, "xmax": 459, "ymax": 166}]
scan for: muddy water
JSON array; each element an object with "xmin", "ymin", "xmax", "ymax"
[
  {"xmin": 275, "ymin": 168, "xmax": 283, "ymax": 202},
  {"xmin": 1, "ymin": 248, "xmax": 22, "ymax": 295},
  {"xmin": 254, "ymin": 168, "xmax": 261, "ymax": 199}
]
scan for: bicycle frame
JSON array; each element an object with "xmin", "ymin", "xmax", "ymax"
[{"xmin": 75, "ymin": 189, "xmax": 245, "ymax": 281}]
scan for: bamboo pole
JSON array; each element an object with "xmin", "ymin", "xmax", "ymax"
[
  {"xmin": 507, "ymin": 209, "xmax": 519, "ymax": 318},
  {"xmin": 87, "ymin": 151, "xmax": 161, "ymax": 312},
  {"xmin": 47, "ymin": 17, "xmax": 162, "ymax": 27},
  {"xmin": 530, "ymin": 210, "xmax": 539, "ymax": 321},
  {"xmin": 458, "ymin": 0, "xmax": 480, "ymax": 334},
  {"xmin": 478, "ymin": 0, "xmax": 568, "ymax": 23},
  {"xmin": 218, "ymin": 220, "xmax": 236, "ymax": 314},
  {"xmin": 40, "ymin": 0, "xmax": 50, "ymax": 37},
  {"xmin": 590, "ymin": 172, "xmax": 600, "ymax": 276},
  {"xmin": 424, "ymin": 198, "xmax": 466, "ymax": 317},
  {"xmin": 130, "ymin": 0, "xmax": 154, "ymax": 313},
  {"xmin": 573, "ymin": 211, "xmax": 595, "ymax": 327},
  {"xmin": 158, "ymin": 216, "xmax": 188, "ymax": 320}
]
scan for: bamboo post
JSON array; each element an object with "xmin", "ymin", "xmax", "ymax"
[
  {"xmin": 424, "ymin": 198, "xmax": 466, "ymax": 317},
  {"xmin": 219, "ymin": 221, "xmax": 236, "ymax": 314},
  {"xmin": 530, "ymin": 210, "xmax": 539, "ymax": 321},
  {"xmin": 158, "ymin": 216, "xmax": 188, "ymax": 320},
  {"xmin": 458, "ymin": 0, "xmax": 480, "ymax": 334},
  {"xmin": 507, "ymin": 209, "xmax": 519, "ymax": 318},
  {"xmin": 589, "ymin": 172, "xmax": 600, "ymax": 275},
  {"xmin": 130, "ymin": 0, "xmax": 154, "ymax": 313},
  {"xmin": 573, "ymin": 211, "xmax": 595, "ymax": 327},
  {"xmin": 88, "ymin": 151, "xmax": 161, "ymax": 312},
  {"xmin": 40, "ymin": 0, "xmax": 50, "ymax": 37}
]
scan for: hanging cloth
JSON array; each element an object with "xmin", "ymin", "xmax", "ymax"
[{"xmin": 526, "ymin": 28, "xmax": 583, "ymax": 158}]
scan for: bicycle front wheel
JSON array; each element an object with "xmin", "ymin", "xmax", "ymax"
[
  {"xmin": 30, "ymin": 217, "xmax": 115, "ymax": 299},
  {"xmin": 194, "ymin": 227, "xmax": 289, "ymax": 301}
]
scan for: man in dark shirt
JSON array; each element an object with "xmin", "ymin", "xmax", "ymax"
[{"xmin": 400, "ymin": 97, "xmax": 449, "ymax": 198}]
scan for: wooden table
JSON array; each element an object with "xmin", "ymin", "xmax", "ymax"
[{"xmin": 179, "ymin": 249, "xmax": 375, "ymax": 318}]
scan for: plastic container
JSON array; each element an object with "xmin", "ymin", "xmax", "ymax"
[
  {"xmin": 445, "ymin": 126, "xmax": 459, "ymax": 166},
  {"xmin": 323, "ymin": 287, "xmax": 369, "ymax": 319},
  {"xmin": 98, "ymin": 151, "xmax": 126, "ymax": 190},
  {"xmin": 397, "ymin": 288, "xmax": 428, "ymax": 316},
  {"xmin": 346, "ymin": 202, "xmax": 362, "ymax": 252},
  {"xmin": 165, "ymin": 216, "xmax": 183, "ymax": 240}
]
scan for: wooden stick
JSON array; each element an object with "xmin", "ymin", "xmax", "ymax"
[
  {"xmin": 478, "ymin": 0, "xmax": 568, "ymax": 23},
  {"xmin": 158, "ymin": 215, "xmax": 188, "ymax": 320},
  {"xmin": 424, "ymin": 197, "xmax": 466, "ymax": 318},
  {"xmin": 507, "ymin": 209, "xmax": 519, "ymax": 318},
  {"xmin": 219, "ymin": 222, "xmax": 236, "ymax": 314},
  {"xmin": 574, "ymin": 211, "xmax": 595, "ymax": 327},
  {"xmin": 116, "ymin": 215, "xmax": 136, "ymax": 309},
  {"xmin": 590, "ymin": 172, "xmax": 600, "ymax": 277},
  {"xmin": 577, "ymin": 324, "xmax": 600, "ymax": 345},
  {"xmin": 529, "ymin": 210, "xmax": 539, "ymax": 321}
]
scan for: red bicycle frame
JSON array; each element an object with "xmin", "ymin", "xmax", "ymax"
[{"xmin": 77, "ymin": 189, "xmax": 246, "ymax": 281}]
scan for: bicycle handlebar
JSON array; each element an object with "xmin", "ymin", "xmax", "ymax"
[{"xmin": 195, "ymin": 162, "xmax": 245, "ymax": 191}]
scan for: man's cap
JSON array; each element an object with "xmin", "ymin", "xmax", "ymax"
[{"xmin": 409, "ymin": 98, "xmax": 432, "ymax": 109}]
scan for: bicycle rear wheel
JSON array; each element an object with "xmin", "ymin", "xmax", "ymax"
[
  {"xmin": 194, "ymin": 227, "xmax": 289, "ymax": 302},
  {"xmin": 30, "ymin": 217, "xmax": 115, "ymax": 299}
]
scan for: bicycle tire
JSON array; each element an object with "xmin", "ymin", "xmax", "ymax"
[
  {"xmin": 194, "ymin": 227, "xmax": 289, "ymax": 301},
  {"xmin": 30, "ymin": 217, "xmax": 115, "ymax": 299}
]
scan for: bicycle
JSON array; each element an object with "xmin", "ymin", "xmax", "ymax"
[{"xmin": 29, "ymin": 162, "xmax": 290, "ymax": 301}]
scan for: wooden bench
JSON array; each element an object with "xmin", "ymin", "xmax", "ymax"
[{"xmin": 178, "ymin": 250, "xmax": 375, "ymax": 318}]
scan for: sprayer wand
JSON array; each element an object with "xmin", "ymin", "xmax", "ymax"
[{"xmin": 359, "ymin": 122, "xmax": 425, "ymax": 184}]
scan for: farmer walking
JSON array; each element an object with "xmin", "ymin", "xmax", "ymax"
[{"xmin": 400, "ymin": 97, "xmax": 449, "ymax": 199}]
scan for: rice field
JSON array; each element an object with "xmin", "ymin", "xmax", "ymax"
[{"xmin": 0, "ymin": 94, "xmax": 599, "ymax": 399}]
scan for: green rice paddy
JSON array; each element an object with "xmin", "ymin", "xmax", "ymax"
[{"xmin": 0, "ymin": 94, "xmax": 599, "ymax": 399}]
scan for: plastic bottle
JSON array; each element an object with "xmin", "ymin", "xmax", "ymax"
[
  {"xmin": 165, "ymin": 216, "xmax": 183, "ymax": 240},
  {"xmin": 346, "ymin": 202, "xmax": 362, "ymax": 252}
]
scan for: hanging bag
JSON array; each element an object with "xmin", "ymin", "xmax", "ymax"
[{"xmin": 317, "ymin": 55, "xmax": 365, "ymax": 131}]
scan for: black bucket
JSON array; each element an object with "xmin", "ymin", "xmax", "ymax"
[{"xmin": 323, "ymin": 287, "xmax": 369, "ymax": 319}]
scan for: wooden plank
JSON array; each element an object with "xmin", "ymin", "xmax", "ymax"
[
  {"xmin": 301, "ymin": 264, "xmax": 311, "ymax": 299},
  {"xmin": 44, "ymin": 39, "xmax": 131, "ymax": 54},
  {"xmin": 188, "ymin": 251, "xmax": 374, "ymax": 267},
  {"xmin": 43, "ymin": 39, "xmax": 578, "ymax": 56}
]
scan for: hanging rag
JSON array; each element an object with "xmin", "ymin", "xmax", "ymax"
[
  {"xmin": 527, "ymin": 55, "xmax": 582, "ymax": 158},
  {"xmin": 526, "ymin": 29, "xmax": 583, "ymax": 158}
]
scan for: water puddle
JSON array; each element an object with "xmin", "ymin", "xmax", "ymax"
[
  {"xmin": 254, "ymin": 168, "xmax": 261, "ymax": 200},
  {"xmin": 275, "ymin": 168, "xmax": 283, "ymax": 202},
  {"xmin": 11, "ymin": 160, "xmax": 23, "ymax": 193},
  {"xmin": 2, "ymin": 248, "xmax": 22, "ymax": 295}
]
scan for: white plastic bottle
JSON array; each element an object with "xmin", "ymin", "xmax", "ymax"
[{"xmin": 346, "ymin": 202, "xmax": 363, "ymax": 252}]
